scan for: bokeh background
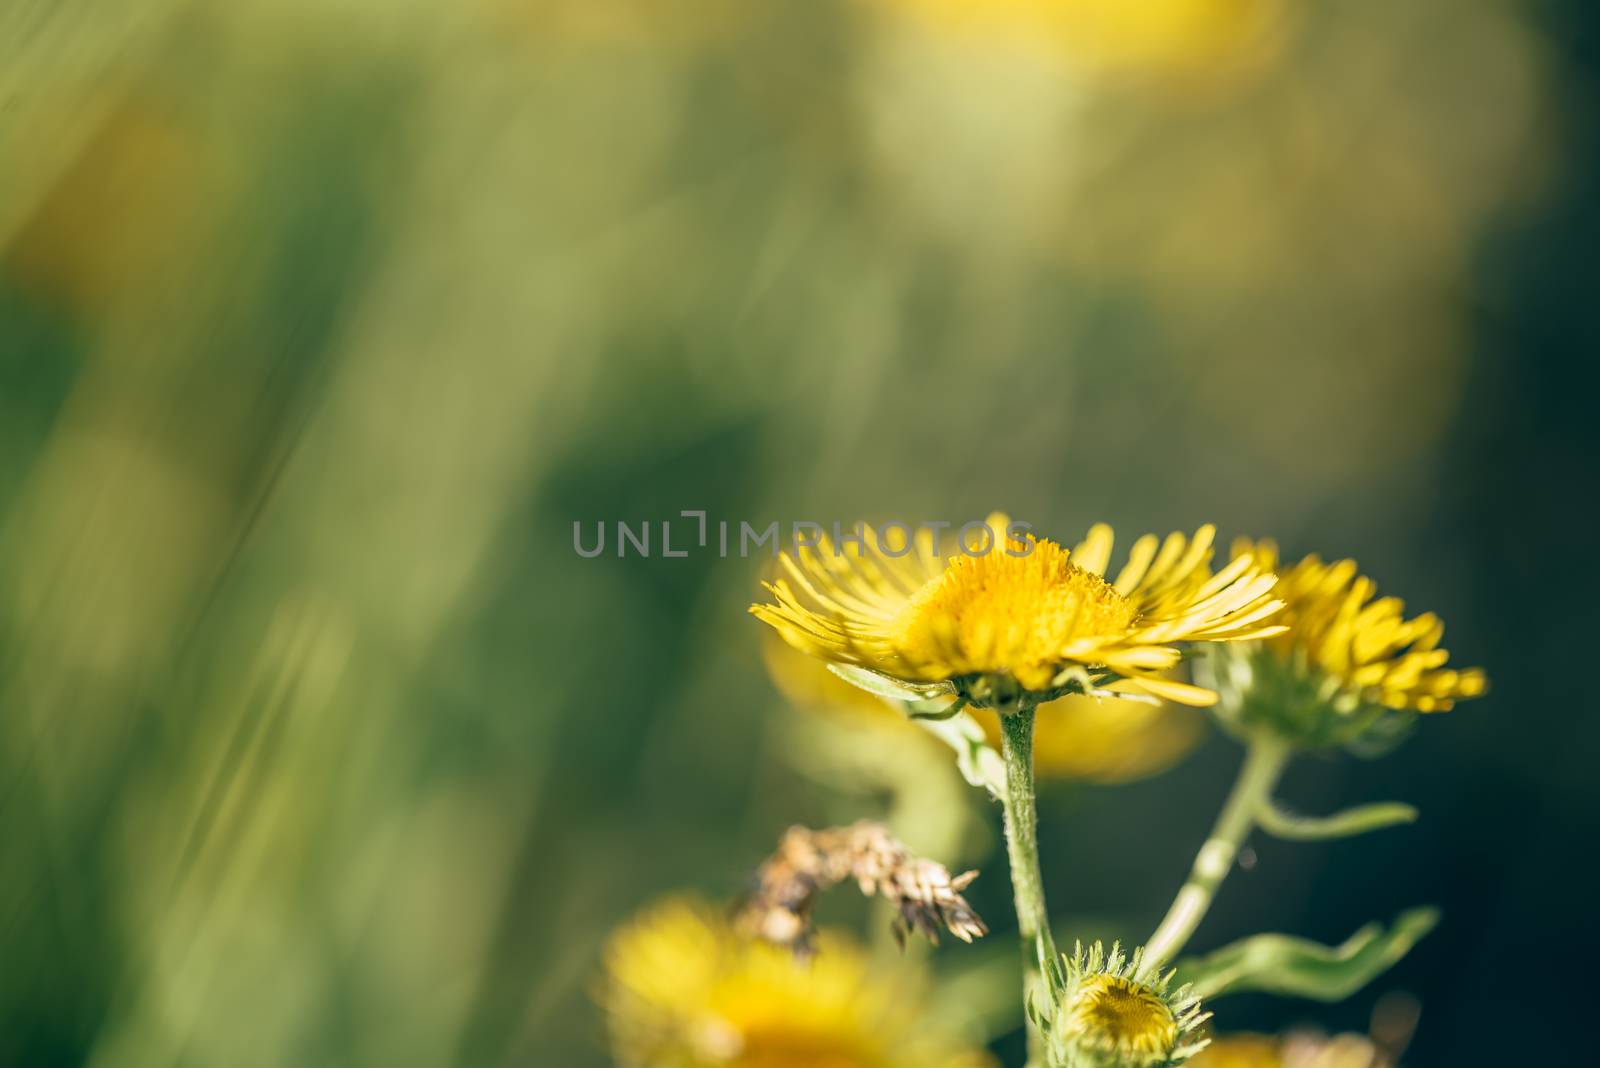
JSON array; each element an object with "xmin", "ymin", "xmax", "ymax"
[{"xmin": 2, "ymin": 1, "xmax": 1596, "ymax": 1065}]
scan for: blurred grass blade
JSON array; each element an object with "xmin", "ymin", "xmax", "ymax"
[{"xmin": 0, "ymin": 0, "xmax": 186, "ymax": 246}]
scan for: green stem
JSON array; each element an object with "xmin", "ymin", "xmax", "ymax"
[
  {"xmin": 998, "ymin": 705, "xmax": 1055, "ymax": 1066},
  {"xmin": 1139, "ymin": 735, "xmax": 1290, "ymax": 976}
]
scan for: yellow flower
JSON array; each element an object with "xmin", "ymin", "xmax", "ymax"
[
  {"xmin": 1067, "ymin": 974, "xmax": 1178, "ymax": 1061},
  {"xmin": 751, "ymin": 515, "xmax": 1283, "ymax": 710},
  {"xmin": 1038, "ymin": 941, "xmax": 1210, "ymax": 1068},
  {"xmin": 1204, "ymin": 540, "xmax": 1487, "ymax": 750},
  {"xmin": 603, "ymin": 895, "xmax": 995, "ymax": 1068},
  {"xmin": 1236, "ymin": 540, "xmax": 1487, "ymax": 713}
]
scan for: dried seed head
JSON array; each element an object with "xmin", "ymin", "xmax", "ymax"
[{"xmin": 737, "ymin": 821, "xmax": 987, "ymax": 955}]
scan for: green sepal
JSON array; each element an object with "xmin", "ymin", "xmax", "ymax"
[
  {"xmin": 821, "ymin": 665, "xmax": 1002, "ymax": 797},
  {"xmin": 826, "ymin": 663, "xmax": 952, "ymax": 702},
  {"xmin": 1037, "ymin": 931, "xmax": 1069, "ymax": 996},
  {"xmin": 1198, "ymin": 644, "xmax": 1421, "ymax": 754},
  {"xmin": 1254, "ymin": 796, "xmax": 1418, "ymax": 841},
  {"xmin": 1026, "ymin": 988, "xmax": 1052, "ymax": 1036},
  {"xmin": 1175, "ymin": 906, "xmax": 1440, "ymax": 1001}
]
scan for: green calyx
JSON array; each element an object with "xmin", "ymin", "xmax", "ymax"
[
  {"xmin": 1196, "ymin": 643, "xmax": 1415, "ymax": 754},
  {"xmin": 1032, "ymin": 941, "xmax": 1211, "ymax": 1068}
]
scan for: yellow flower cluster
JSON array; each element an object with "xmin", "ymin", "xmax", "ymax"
[
  {"xmin": 754, "ymin": 515, "xmax": 1487, "ymax": 750},
  {"xmin": 599, "ymin": 513, "xmax": 1490, "ymax": 1068}
]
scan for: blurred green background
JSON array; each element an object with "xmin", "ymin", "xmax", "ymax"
[{"xmin": 2, "ymin": 1, "xmax": 1596, "ymax": 1065}]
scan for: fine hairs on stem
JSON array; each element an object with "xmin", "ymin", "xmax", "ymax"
[{"xmin": 998, "ymin": 703, "xmax": 1057, "ymax": 1065}]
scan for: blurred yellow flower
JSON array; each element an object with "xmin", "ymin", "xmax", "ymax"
[
  {"xmin": 1190, "ymin": 1031, "xmax": 1394, "ymax": 1068},
  {"xmin": 880, "ymin": 0, "xmax": 1286, "ymax": 80},
  {"xmin": 974, "ymin": 690, "xmax": 1204, "ymax": 784},
  {"xmin": 752, "ymin": 515, "xmax": 1283, "ymax": 709},
  {"xmin": 1235, "ymin": 540, "xmax": 1487, "ymax": 714},
  {"xmin": 1187, "ymin": 1035, "xmax": 1282, "ymax": 1068},
  {"xmin": 603, "ymin": 895, "xmax": 995, "ymax": 1068}
]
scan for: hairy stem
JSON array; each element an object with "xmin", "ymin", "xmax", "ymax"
[
  {"xmin": 1140, "ymin": 735, "xmax": 1290, "ymax": 976},
  {"xmin": 998, "ymin": 705, "xmax": 1055, "ymax": 1065}
]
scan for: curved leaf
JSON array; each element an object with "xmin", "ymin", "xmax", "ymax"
[
  {"xmin": 826, "ymin": 662, "xmax": 952, "ymax": 702},
  {"xmin": 1176, "ymin": 907, "xmax": 1440, "ymax": 1001},
  {"xmin": 1254, "ymin": 796, "xmax": 1418, "ymax": 840}
]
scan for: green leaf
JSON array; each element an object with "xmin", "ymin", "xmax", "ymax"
[
  {"xmin": 1175, "ymin": 907, "xmax": 1440, "ymax": 1001},
  {"xmin": 825, "ymin": 663, "xmax": 951, "ymax": 702},
  {"xmin": 1254, "ymin": 796, "xmax": 1418, "ymax": 841}
]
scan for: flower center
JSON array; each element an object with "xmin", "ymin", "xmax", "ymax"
[
  {"xmin": 1066, "ymin": 975, "xmax": 1178, "ymax": 1057},
  {"xmin": 891, "ymin": 538, "xmax": 1136, "ymax": 690}
]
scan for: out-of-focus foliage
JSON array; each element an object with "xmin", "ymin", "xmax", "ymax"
[{"xmin": 0, "ymin": 1, "xmax": 1593, "ymax": 1066}]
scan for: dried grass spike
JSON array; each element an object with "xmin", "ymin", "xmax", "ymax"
[{"xmin": 736, "ymin": 820, "xmax": 987, "ymax": 956}]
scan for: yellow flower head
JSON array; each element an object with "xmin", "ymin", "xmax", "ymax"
[
  {"xmin": 1240, "ymin": 540, "xmax": 1487, "ymax": 713},
  {"xmin": 1038, "ymin": 941, "xmax": 1210, "ymax": 1068},
  {"xmin": 603, "ymin": 895, "xmax": 994, "ymax": 1068},
  {"xmin": 752, "ymin": 515, "xmax": 1284, "ymax": 710},
  {"xmin": 1068, "ymin": 975, "xmax": 1178, "ymax": 1060},
  {"xmin": 1202, "ymin": 540, "xmax": 1488, "ymax": 749}
]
